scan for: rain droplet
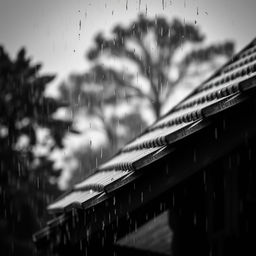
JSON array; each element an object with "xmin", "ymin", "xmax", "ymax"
[
  {"xmin": 193, "ymin": 213, "xmax": 197, "ymax": 225},
  {"xmin": 214, "ymin": 127, "xmax": 218, "ymax": 139},
  {"xmin": 193, "ymin": 149, "xmax": 197, "ymax": 162}
]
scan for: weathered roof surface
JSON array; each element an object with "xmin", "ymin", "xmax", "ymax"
[{"xmin": 46, "ymin": 38, "xmax": 256, "ymax": 214}]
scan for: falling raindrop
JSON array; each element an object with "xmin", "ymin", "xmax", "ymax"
[
  {"xmin": 128, "ymin": 193, "xmax": 131, "ymax": 204},
  {"xmin": 222, "ymin": 119, "xmax": 226, "ymax": 130},
  {"xmin": 248, "ymin": 148, "xmax": 252, "ymax": 160},
  {"xmin": 214, "ymin": 127, "xmax": 218, "ymax": 139},
  {"xmin": 134, "ymin": 221, "xmax": 137, "ymax": 232},
  {"xmin": 193, "ymin": 213, "xmax": 197, "ymax": 225}
]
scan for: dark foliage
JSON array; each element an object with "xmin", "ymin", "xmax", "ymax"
[{"xmin": 0, "ymin": 46, "xmax": 72, "ymax": 255}]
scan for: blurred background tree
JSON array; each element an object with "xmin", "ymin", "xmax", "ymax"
[
  {"xmin": 0, "ymin": 46, "xmax": 73, "ymax": 255},
  {"xmin": 60, "ymin": 14, "xmax": 234, "ymax": 187},
  {"xmin": 87, "ymin": 14, "xmax": 234, "ymax": 118},
  {"xmin": 59, "ymin": 71, "xmax": 147, "ymax": 186}
]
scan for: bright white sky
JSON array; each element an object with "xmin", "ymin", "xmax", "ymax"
[{"xmin": 0, "ymin": 0, "xmax": 256, "ymax": 94}]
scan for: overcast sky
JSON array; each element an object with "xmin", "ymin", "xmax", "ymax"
[
  {"xmin": 1, "ymin": 0, "xmax": 255, "ymax": 188},
  {"xmin": 1, "ymin": 0, "xmax": 256, "ymax": 94}
]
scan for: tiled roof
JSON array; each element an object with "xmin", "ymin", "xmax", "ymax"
[
  {"xmin": 47, "ymin": 190, "xmax": 101, "ymax": 212},
  {"xmin": 47, "ymin": 38, "xmax": 256, "ymax": 214}
]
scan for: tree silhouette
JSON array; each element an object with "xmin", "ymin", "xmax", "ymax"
[
  {"xmin": 87, "ymin": 14, "xmax": 234, "ymax": 118},
  {"xmin": 59, "ymin": 69, "xmax": 147, "ymax": 187},
  {"xmin": 0, "ymin": 46, "xmax": 73, "ymax": 255},
  {"xmin": 59, "ymin": 15, "xmax": 234, "ymax": 186},
  {"xmin": 59, "ymin": 68, "xmax": 147, "ymax": 150}
]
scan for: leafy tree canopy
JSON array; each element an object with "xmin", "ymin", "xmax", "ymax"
[
  {"xmin": 0, "ymin": 46, "xmax": 72, "ymax": 255},
  {"xmin": 87, "ymin": 14, "xmax": 234, "ymax": 118},
  {"xmin": 59, "ymin": 15, "xmax": 234, "ymax": 187}
]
